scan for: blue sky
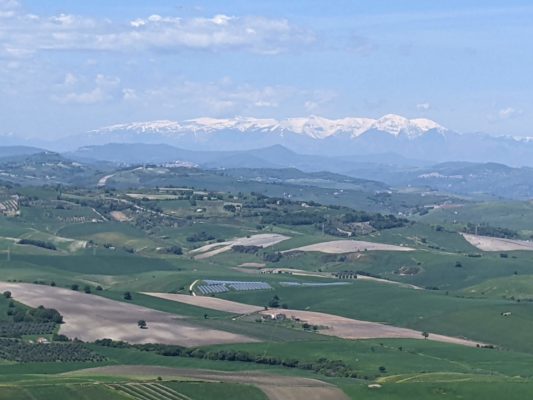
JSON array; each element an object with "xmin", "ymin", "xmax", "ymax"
[{"xmin": 1, "ymin": 0, "xmax": 532, "ymax": 138}]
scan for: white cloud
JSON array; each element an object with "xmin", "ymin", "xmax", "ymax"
[
  {"xmin": 487, "ymin": 106, "xmax": 524, "ymax": 122},
  {"xmin": 304, "ymin": 90, "xmax": 337, "ymax": 112},
  {"xmin": 178, "ymin": 81, "xmax": 288, "ymax": 113},
  {"xmin": 122, "ymin": 88, "xmax": 138, "ymax": 101},
  {"xmin": 129, "ymin": 79, "xmax": 337, "ymax": 118},
  {"xmin": 0, "ymin": 0, "xmax": 19, "ymax": 17},
  {"xmin": 64, "ymin": 72, "xmax": 77, "ymax": 85},
  {"xmin": 304, "ymin": 101, "xmax": 319, "ymax": 111},
  {"xmin": 416, "ymin": 102, "xmax": 431, "ymax": 111},
  {"xmin": 58, "ymin": 87, "xmax": 108, "ymax": 104},
  {"xmin": 498, "ymin": 107, "xmax": 523, "ymax": 120},
  {"xmin": 0, "ymin": 6, "xmax": 314, "ymax": 57},
  {"xmin": 53, "ymin": 73, "xmax": 120, "ymax": 104}
]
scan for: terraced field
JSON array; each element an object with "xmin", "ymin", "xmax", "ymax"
[
  {"xmin": 109, "ymin": 383, "xmax": 193, "ymax": 400},
  {"xmin": 74, "ymin": 366, "xmax": 348, "ymax": 400}
]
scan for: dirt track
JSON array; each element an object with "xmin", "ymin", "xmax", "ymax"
[
  {"xmin": 0, "ymin": 282, "xmax": 256, "ymax": 347},
  {"xmin": 189, "ymin": 234, "xmax": 290, "ymax": 259},
  {"xmin": 284, "ymin": 240, "xmax": 414, "ymax": 254},
  {"xmin": 70, "ymin": 365, "xmax": 350, "ymax": 400},
  {"xmin": 462, "ymin": 233, "xmax": 533, "ymax": 252}
]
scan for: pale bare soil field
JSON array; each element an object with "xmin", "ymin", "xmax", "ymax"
[
  {"xmin": 0, "ymin": 283, "xmax": 256, "ymax": 346},
  {"xmin": 462, "ymin": 233, "xmax": 533, "ymax": 252},
  {"xmin": 126, "ymin": 193, "xmax": 181, "ymax": 200},
  {"xmin": 143, "ymin": 293, "xmax": 264, "ymax": 314},
  {"xmin": 109, "ymin": 211, "xmax": 130, "ymax": 222},
  {"xmin": 267, "ymin": 309, "xmax": 480, "ymax": 347},
  {"xmin": 283, "ymin": 240, "xmax": 414, "ymax": 254},
  {"xmin": 149, "ymin": 293, "xmax": 481, "ymax": 347},
  {"xmin": 189, "ymin": 234, "xmax": 290, "ymax": 259},
  {"xmin": 239, "ymin": 262, "xmax": 267, "ymax": 268},
  {"xmin": 355, "ymin": 275, "xmax": 422, "ymax": 290},
  {"xmin": 70, "ymin": 365, "xmax": 350, "ymax": 400}
]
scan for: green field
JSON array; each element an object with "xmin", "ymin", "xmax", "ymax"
[
  {"xmin": 0, "ymin": 174, "xmax": 533, "ymax": 399},
  {"xmin": 0, "ymin": 380, "xmax": 267, "ymax": 400}
]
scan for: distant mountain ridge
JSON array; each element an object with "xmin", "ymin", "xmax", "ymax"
[
  {"xmin": 3, "ymin": 145, "xmax": 533, "ymax": 200},
  {"xmin": 92, "ymin": 114, "xmax": 444, "ymax": 139},
  {"xmin": 79, "ymin": 114, "xmax": 533, "ymax": 167},
  {"xmin": 3, "ymin": 113, "xmax": 533, "ymax": 167},
  {"xmin": 0, "ymin": 146, "xmax": 46, "ymax": 159}
]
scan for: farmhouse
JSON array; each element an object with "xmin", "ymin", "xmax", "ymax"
[
  {"xmin": 262, "ymin": 313, "xmax": 287, "ymax": 321},
  {"xmin": 268, "ymin": 313, "xmax": 287, "ymax": 321},
  {"xmin": 223, "ymin": 202, "xmax": 242, "ymax": 211},
  {"xmin": 333, "ymin": 271, "xmax": 358, "ymax": 280}
]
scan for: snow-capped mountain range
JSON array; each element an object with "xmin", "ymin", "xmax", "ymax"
[
  {"xmin": 92, "ymin": 114, "xmax": 445, "ymax": 140},
  {"xmin": 74, "ymin": 113, "xmax": 533, "ymax": 166},
  {"xmin": 3, "ymin": 113, "xmax": 533, "ymax": 167}
]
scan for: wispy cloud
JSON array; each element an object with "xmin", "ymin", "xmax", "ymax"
[
  {"xmin": 139, "ymin": 80, "xmax": 292, "ymax": 115},
  {"xmin": 487, "ymin": 106, "xmax": 524, "ymax": 122},
  {"xmin": 498, "ymin": 107, "xmax": 523, "ymax": 120},
  {"xmin": 52, "ymin": 74, "xmax": 121, "ymax": 104},
  {"xmin": 120, "ymin": 78, "xmax": 335, "ymax": 117},
  {"xmin": 0, "ymin": 6, "xmax": 314, "ymax": 57},
  {"xmin": 416, "ymin": 102, "xmax": 431, "ymax": 111},
  {"xmin": 0, "ymin": 0, "xmax": 19, "ymax": 18}
]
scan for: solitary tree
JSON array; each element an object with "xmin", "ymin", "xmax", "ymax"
[
  {"xmin": 124, "ymin": 291, "xmax": 132, "ymax": 300},
  {"xmin": 2, "ymin": 291, "xmax": 11, "ymax": 299},
  {"xmin": 422, "ymin": 331, "xmax": 429, "ymax": 339},
  {"xmin": 137, "ymin": 320, "xmax": 147, "ymax": 329},
  {"xmin": 268, "ymin": 295, "xmax": 280, "ymax": 308}
]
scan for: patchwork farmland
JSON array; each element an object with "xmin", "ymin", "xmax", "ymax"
[
  {"xmin": 0, "ymin": 283, "xmax": 256, "ymax": 346},
  {"xmin": 0, "ymin": 169, "xmax": 533, "ymax": 400}
]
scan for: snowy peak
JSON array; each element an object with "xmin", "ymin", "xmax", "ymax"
[
  {"xmin": 92, "ymin": 114, "xmax": 446, "ymax": 139},
  {"xmin": 184, "ymin": 117, "xmax": 281, "ymax": 133},
  {"xmin": 95, "ymin": 120, "xmax": 183, "ymax": 134},
  {"xmin": 372, "ymin": 114, "xmax": 444, "ymax": 137},
  {"xmin": 279, "ymin": 116, "xmax": 375, "ymax": 138}
]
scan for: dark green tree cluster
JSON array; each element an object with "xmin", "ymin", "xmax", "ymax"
[
  {"xmin": 260, "ymin": 211, "xmax": 325, "ymax": 226},
  {"xmin": 342, "ymin": 211, "xmax": 408, "ymax": 229},
  {"xmin": 186, "ymin": 231, "xmax": 216, "ymax": 242},
  {"xmin": 93, "ymin": 340, "xmax": 358, "ymax": 378},
  {"xmin": 0, "ymin": 338, "xmax": 105, "ymax": 363},
  {"xmin": 17, "ymin": 239, "xmax": 57, "ymax": 251},
  {"xmin": 463, "ymin": 223, "xmax": 518, "ymax": 239},
  {"xmin": 0, "ymin": 322, "xmax": 56, "ymax": 338},
  {"xmin": 232, "ymin": 245, "xmax": 261, "ymax": 254}
]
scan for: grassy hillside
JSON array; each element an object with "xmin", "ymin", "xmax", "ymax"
[{"xmin": 0, "ymin": 169, "xmax": 533, "ymax": 399}]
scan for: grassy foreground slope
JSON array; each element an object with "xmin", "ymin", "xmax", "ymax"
[{"xmin": 0, "ymin": 381, "xmax": 267, "ymax": 400}]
